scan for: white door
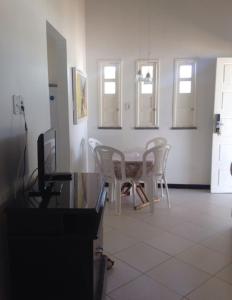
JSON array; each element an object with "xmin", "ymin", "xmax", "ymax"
[
  {"xmin": 173, "ymin": 59, "xmax": 197, "ymax": 128},
  {"xmin": 211, "ymin": 57, "xmax": 232, "ymax": 193},
  {"xmin": 99, "ymin": 61, "xmax": 122, "ymax": 128},
  {"xmin": 136, "ymin": 61, "xmax": 159, "ymax": 128},
  {"xmin": 138, "ymin": 65, "xmax": 156, "ymax": 127}
]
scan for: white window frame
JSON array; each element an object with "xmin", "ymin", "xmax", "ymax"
[
  {"xmin": 173, "ymin": 58, "xmax": 197, "ymax": 128},
  {"xmin": 136, "ymin": 59, "xmax": 160, "ymax": 128},
  {"xmin": 98, "ymin": 60, "xmax": 122, "ymax": 128}
]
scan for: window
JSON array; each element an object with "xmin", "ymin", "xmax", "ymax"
[
  {"xmin": 98, "ymin": 61, "xmax": 122, "ymax": 128},
  {"xmin": 173, "ymin": 59, "xmax": 197, "ymax": 128},
  {"xmin": 136, "ymin": 60, "xmax": 159, "ymax": 128}
]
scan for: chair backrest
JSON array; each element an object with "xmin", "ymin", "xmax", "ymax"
[
  {"xmin": 145, "ymin": 137, "xmax": 167, "ymax": 150},
  {"xmin": 94, "ymin": 145, "xmax": 126, "ymax": 180},
  {"xmin": 142, "ymin": 144, "xmax": 171, "ymax": 178},
  {"xmin": 88, "ymin": 138, "xmax": 102, "ymax": 153},
  {"xmin": 142, "ymin": 147, "xmax": 156, "ymax": 178},
  {"xmin": 153, "ymin": 144, "xmax": 171, "ymax": 175}
]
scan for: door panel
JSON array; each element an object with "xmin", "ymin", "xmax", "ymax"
[
  {"xmin": 102, "ymin": 96, "xmax": 119, "ymax": 126},
  {"xmin": 223, "ymin": 64, "xmax": 232, "ymax": 85},
  {"xmin": 220, "ymin": 118, "xmax": 232, "ymax": 135},
  {"xmin": 139, "ymin": 95, "xmax": 155, "ymax": 125},
  {"xmin": 222, "ymin": 92, "xmax": 232, "ymax": 111},
  {"xmin": 219, "ymin": 169, "xmax": 232, "ymax": 187},
  {"xmin": 220, "ymin": 144, "xmax": 232, "ymax": 164},
  {"xmin": 211, "ymin": 58, "xmax": 232, "ymax": 193},
  {"xmin": 176, "ymin": 108, "xmax": 194, "ymax": 127}
]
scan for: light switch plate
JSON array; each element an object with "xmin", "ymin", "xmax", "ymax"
[{"xmin": 13, "ymin": 95, "xmax": 23, "ymax": 115}]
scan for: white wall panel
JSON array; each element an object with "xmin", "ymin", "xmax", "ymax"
[{"xmin": 86, "ymin": 0, "xmax": 232, "ymax": 184}]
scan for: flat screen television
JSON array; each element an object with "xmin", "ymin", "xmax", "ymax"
[
  {"xmin": 37, "ymin": 129, "xmax": 72, "ymax": 195},
  {"xmin": 37, "ymin": 129, "xmax": 56, "ymax": 192}
]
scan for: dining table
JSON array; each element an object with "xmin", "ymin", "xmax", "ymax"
[{"xmin": 113, "ymin": 148, "xmax": 159, "ymax": 209}]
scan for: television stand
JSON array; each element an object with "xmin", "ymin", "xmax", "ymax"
[
  {"xmin": 6, "ymin": 173, "xmax": 108, "ymax": 300},
  {"xmin": 44, "ymin": 172, "xmax": 72, "ymax": 181},
  {"xmin": 28, "ymin": 182, "xmax": 64, "ymax": 208}
]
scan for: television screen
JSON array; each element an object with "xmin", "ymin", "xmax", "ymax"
[
  {"xmin": 37, "ymin": 129, "xmax": 56, "ymax": 191},
  {"xmin": 44, "ymin": 130, "xmax": 56, "ymax": 175}
]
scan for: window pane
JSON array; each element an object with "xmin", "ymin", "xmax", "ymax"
[
  {"xmin": 179, "ymin": 81, "xmax": 192, "ymax": 93},
  {"xmin": 104, "ymin": 66, "xmax": 116, "ymax": 79},
  {"xmin": 104, "ymin": 82, "xmax": 116, "ymax": 94},
  {"xmin": 141, "ymin": 65, "xmax": 153, "ymax": 79},
  {"xmin": 179, "ymin": 65, "xmax": 192, "ymax": 78},
  {"xmin": 141, "ymin": 82, "xmax": 153, "ymax": 94}
]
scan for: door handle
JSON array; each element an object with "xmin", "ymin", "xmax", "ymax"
[{"xmin": 215, "ymin": 114, "xmax": 223, "ymax": 135}]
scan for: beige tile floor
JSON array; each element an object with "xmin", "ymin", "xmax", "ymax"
[{"xmin": 103, "ymin": 189, "xmax": 232, "ymax": 300}]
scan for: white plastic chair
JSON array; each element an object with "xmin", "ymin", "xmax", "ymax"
[
  {"xmin": 94, "ymin": 145, "xmax": 129, "ymax": 215},
  {"xmin": 145, "ymin": 137, "xmax": 167, "ymax": 150},
  {"xmin": 88, "ymin": 138, "xmax": 102, "ymax": 171},
  {"xmin": 131, "ymin": 147, "xmax": 156, "ymax": 213},
  {"xmin": 153, "ymin": 144, "xmax": 171, "ymax": 208},
  {"xmin": 88, "ymin": 138, "xmax": 102, "ymax": 153}
]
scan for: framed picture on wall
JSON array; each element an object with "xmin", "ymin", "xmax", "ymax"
[{"xmin": 72, "ymin": 67, "xmax": 87, "ymax": 124}]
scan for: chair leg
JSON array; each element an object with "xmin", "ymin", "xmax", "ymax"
[
  {"xmin": 146, "ymin": 177, "xmax": 154, "ymax": 213},
  {"xmin": 131, "ymin": 180, "xmax": 136, "ymax": 209},
  {"xmin": 164, "ymin": 176, "xmax": 170, "ymax": 208},
  {"xmin": 160, "ymin": 179, "xmax": 164, "ymax": 199},
  {"xmin": 108, "ymin": 182, "xmax": 114, "ymax": 203},
  {"xmin": 153, "ymin": 178, "xmax": 157, "ymax": 199},
  {"xmin": 115, "ymin": 181, "xmax": 121, "ymax": 215}
]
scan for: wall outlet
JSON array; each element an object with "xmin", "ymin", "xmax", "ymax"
[{"xmin": 13, "ymin": 95, "xmax": 24, "ymax": 115}]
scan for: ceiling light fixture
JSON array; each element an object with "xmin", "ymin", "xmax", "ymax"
[
  {"xmin": 144, "ymin": 71, "xmax": 152, "ymax": 84},
  {"xmin": 136, "ymin": 69, "xmax": 143, "ymax": 82},
  {"xmin": 136, "ymin": 0, "xmax": 152, "ymax": 83}
]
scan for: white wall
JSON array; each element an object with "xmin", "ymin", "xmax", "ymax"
[
  {"xmin": 86, "ymin": 0, "xmax": 232, "ymax": 184},
  {"xmin": 0, "ymin": 2, "xmax": 86, "ymax": 297},
  {"xmin": 0, "ymin": 0, "xmax": 86, "ymax": 205}
]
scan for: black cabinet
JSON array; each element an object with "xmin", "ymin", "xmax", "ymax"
[{"xmin": 6, "ymin": 173, "xmax": 107, "ymax": 300}]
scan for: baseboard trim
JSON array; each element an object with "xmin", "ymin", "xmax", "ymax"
[
  {"xmin": 105, "ymin": 182, "xmax": 210, "ymax": 190},
  {"xmin": 167, "ymin": 184, "xmax": 210, "ymax": 190}
]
